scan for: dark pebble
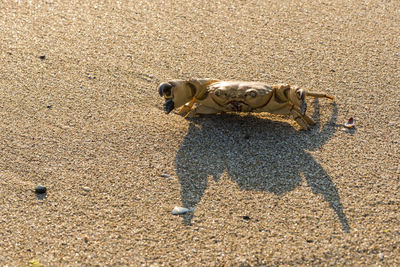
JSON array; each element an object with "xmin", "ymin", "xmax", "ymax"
[
  {"xmin": 35, "ymin": 184, "xmax": 47, "ymax": 194},
  {"xmin": 242, "ymin": 215, "xmax": 250, "ymax": 221},
  {"xmin": 39, "ymin": 55, "xmax": 46, "ymax": 60}
]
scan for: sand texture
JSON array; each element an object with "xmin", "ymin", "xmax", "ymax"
[{"xmin": 0, "ymin": 0, "xmax": 399, "ymax": 266}]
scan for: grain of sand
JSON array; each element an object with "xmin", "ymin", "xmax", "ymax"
[{"xmin": 0, "ymin": 0, "xmax": 399, "ymax": 266}]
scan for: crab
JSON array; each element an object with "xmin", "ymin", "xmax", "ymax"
[{"xmin": 158, "ymin": 79, "xmax": 334, "ymax": 130}]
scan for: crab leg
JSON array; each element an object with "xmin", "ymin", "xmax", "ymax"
[
  {"xmin": 178, "ymin": 97, "xmax": 197, "ymax": 116},
  {"xmin": 302, "ymin": 113, "xmax": 316, "ymax": 126},
  {"xmin": 306, "ymin": 92, "xmax": 334, "ymax": 100},
  {"xmin": 291, "ymin": 108, "xmax": 311, "ymax": 130}
]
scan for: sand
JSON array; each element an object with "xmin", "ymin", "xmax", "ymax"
[{"xmin": 0, "ymin": 0, "xmax": 399, "ymax": 265}]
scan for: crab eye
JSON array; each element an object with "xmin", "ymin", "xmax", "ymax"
[
  {"xmin": 296, "ymin": 89, "xmax": 305, "ymax": 100},
  {"xmin": 158, "ymin": 82, "xmax": 173, "ymax": 98}
]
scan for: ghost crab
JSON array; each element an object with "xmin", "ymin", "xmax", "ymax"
[{"xmin": 158, "ymin": 79, "xmax": 334, "ymax": 130}]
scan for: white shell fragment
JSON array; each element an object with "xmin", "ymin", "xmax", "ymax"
[
  {"xmin": 344, "ymin": 117, "xmax": 355, "ymax": 128},
  {"xmin": 171, "ymin": 206, "xmax": 193, "ymax": 215}
]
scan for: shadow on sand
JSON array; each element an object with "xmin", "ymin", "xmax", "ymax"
[{"xmin": 174, "ymin": 100, "xmax": 350, "ymax": 233}]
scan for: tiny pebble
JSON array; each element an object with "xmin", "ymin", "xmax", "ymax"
[
  {"xmin": 243, "ymin": 215, "xmax": 250, "ymax": 221},
  {"xmin": 378, "ymin": 253, "xmax": 384, "ymax": 260},
  {"xmin": 82, "ymin": 186, "xmax": 90, "ymax": 192},
  {"xmin": 172, "ymin": 206, "xmax": 191, "ymax": 215},
  {"xmin": 35, "ymin": 184, "xmax": 47, "ymax": 194},
  {"xmin": 39, "ymin": 55, "xmax": 46, "ymax": 60},
  {"xmin": 160, "ymin": 174, "xmax": 170, "ymax": 178}
]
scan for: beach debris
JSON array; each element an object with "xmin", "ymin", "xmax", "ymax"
[
  {"xmin": 83, "ymin": 236, "xmax": 89, "ymax": 243},
  {"xmin": 172, "ymin": 206, "xmax": 192, "ymax": 215},
  {"xmin": 344, "ymin": 117, "xmax": 355, "ymax": 128},
  {"xmin": 160, "ymin": 173, "xmax": 171, "ymax": 178},
  {"xmin": 35, "ymin": 184, "xmax": 47, "ymax": 194}
]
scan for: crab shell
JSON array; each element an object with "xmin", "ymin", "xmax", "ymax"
[{"xmin": 158, "ymin": 79, "xmax": 334, "ymax": 130}]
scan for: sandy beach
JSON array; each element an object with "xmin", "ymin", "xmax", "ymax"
[{"xmin": 1, "ymin": 0, "xmax": 399, "ymax": 265}]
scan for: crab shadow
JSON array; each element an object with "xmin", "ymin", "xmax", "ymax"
[{"xmin": 174, "ymin": 100, "xmax": 350, "ymax": 233}]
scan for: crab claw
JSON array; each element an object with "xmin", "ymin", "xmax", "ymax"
[
  {"xmin": 163, "ymin": 99, "xmax": 174, "ymax": 114},
  {"xmin": 158, "ymin": 82, "xmax": 173, "ymax": 97}
]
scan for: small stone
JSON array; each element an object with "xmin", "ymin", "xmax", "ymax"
[
  {"xmin": 47, "ymin": 105, "xmax": 52, "ymax": 109},
  {"xmin": 35, "ymin": 184, "xmax": 47, "ymax": 194},
  {"xmin": 160, "ymin": 174, "xmax": 170, "ymax": 178},
  {"xmin": 82, "ymin": 186, "xmax": 90, "ymax": 192},
  {"xmin": 242, "ymin": 215, "xmax": 250, "ymax": 221},
  {"xmin": 378, "ymin": 253, "xmax": 384, "ymax": 260},
  {"xmin": 39, "ymin": 55, "xmax": 46, "ymax": 60},
  {"xmin": 172, "ymin": 206, "xmax": 191, "ymax": 215}
]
